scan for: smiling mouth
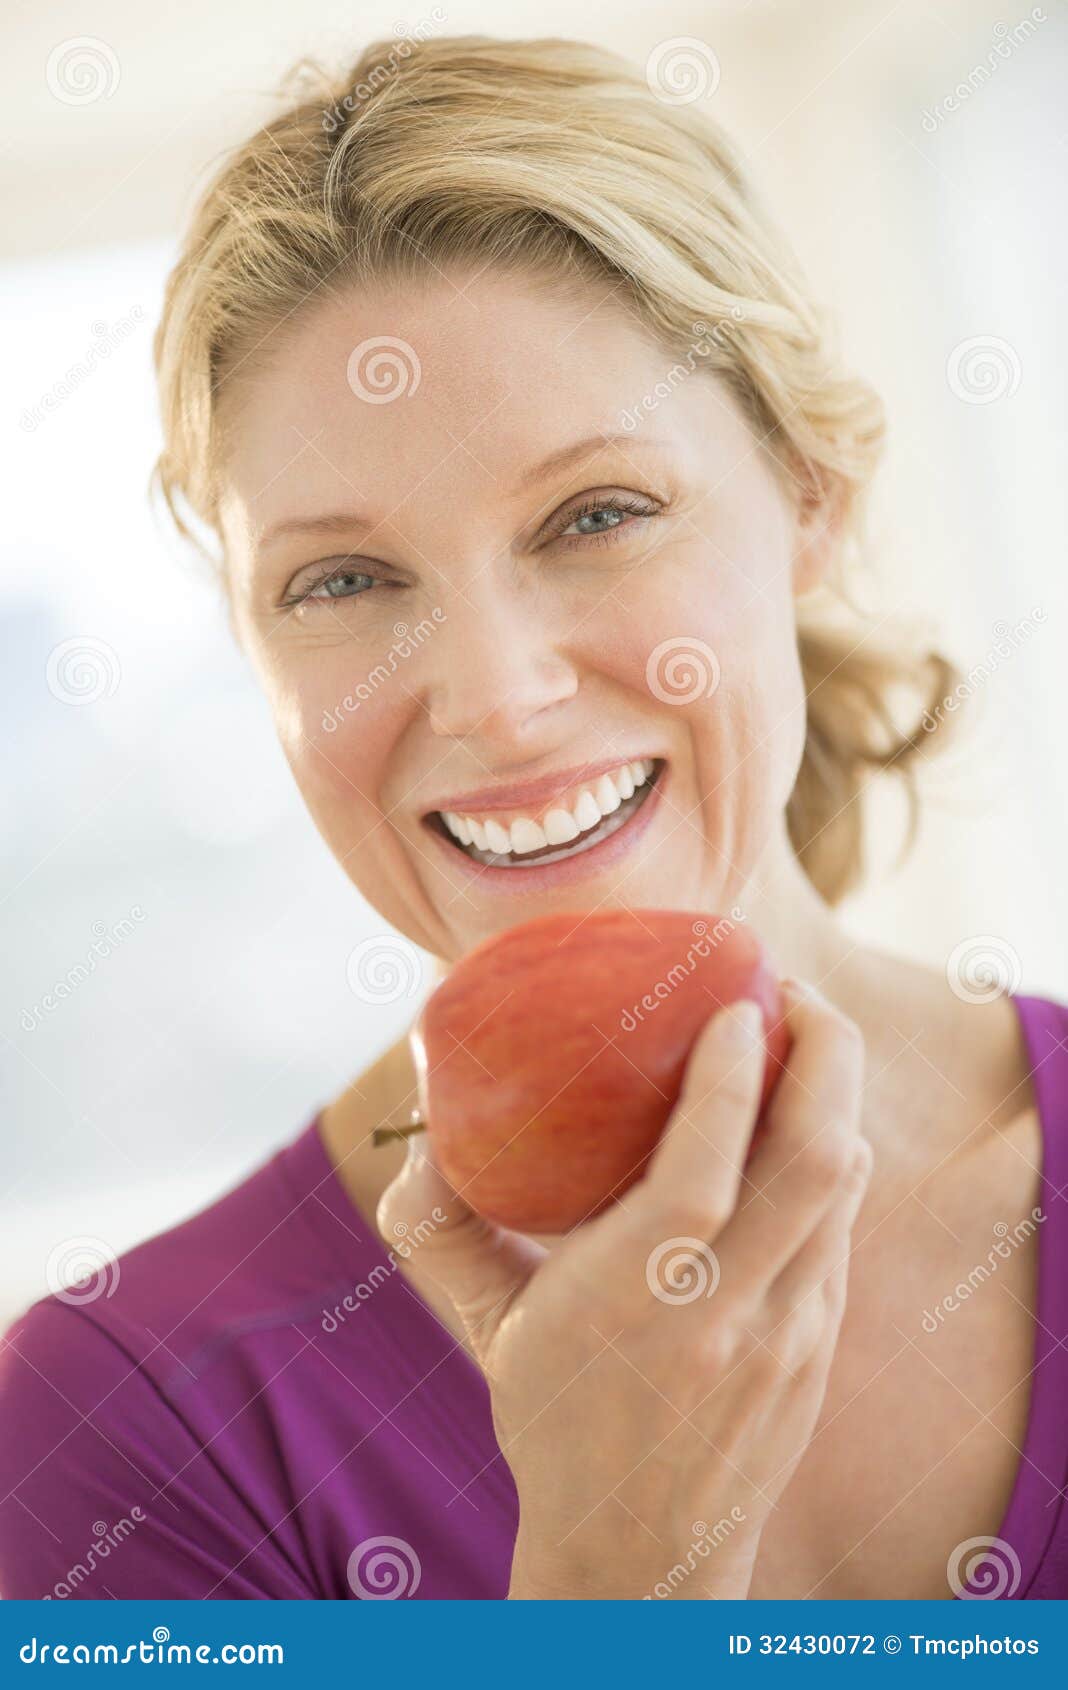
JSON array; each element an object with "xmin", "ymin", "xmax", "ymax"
[{"xmin": 428, "ymin": 757, "xmax": 665, "ymax": 870}]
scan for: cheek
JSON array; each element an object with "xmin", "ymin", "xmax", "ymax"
[
  {"xmin": 690, "ymin": 593, "xmax": 807, "ymax": 878},
  {"xmin": 261, "ymin": 646, "xmax": 408, "ymax": 838},
  {"xmin": 590, "ymin": 542, "xmax": 806, "ymax": 866},
  {"xmin": 586, "ymin": 535, "xmax": 802, "ymax": 740},
  {"xmin": 256, "ymin": 646, "xmax": 441, "ymax": 945}
]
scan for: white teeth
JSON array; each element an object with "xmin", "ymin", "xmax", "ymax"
[
  {"xmin": 573, "ymin": 789, "xmax": 602, "ymax": 831},
  {"xmin": 510, "ymin": 816, "xmax": 548, "ymax": 854},
  {"xmin": 439, "ymin": 759, "xmax": 660, "ymax": 861},
  {"xmin": 543, "ymin": 807, "xmax": 580, "ymax": 845},
  {"xmin": 483, "ymin": 818, "xmax": 511, "ymax": 854},
  {"xmin": 593, "ymin": 773, "xmax": 621, "ymax": 815},
  {"xmin": 443, "ymin": 812, "xmax": 472, "ymax": 845}
]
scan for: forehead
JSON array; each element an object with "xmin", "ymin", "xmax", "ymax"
[{"xmin": 215, "ymin": 266, "xmax": 747, "ymax": 549}]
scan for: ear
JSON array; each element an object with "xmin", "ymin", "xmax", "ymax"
[{"xmin": 791, "ymin": 473, "xmax": 843, "ymax": 597}]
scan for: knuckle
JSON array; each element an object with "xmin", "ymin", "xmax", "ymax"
[
  {"xmin": 692, "ymin": 1320, "xmax": 738, "ymax": 1380},
  {"xmin": 847, "ymin": 1137, "xmax": 874, "ymax": 1187},
  {"xmin": 747, "ymin": 1335, "xmax": 794, "ymax": 1392},
  {"xmin": 795, "ymin": 1127, "xmax": 855, "ymax": 1186},
  {"xmin": 647, "ymin": 1191, "xmax": 733, "ymax": 1245},
  {"xmin": 820, "ymin": 1261, "xmax": 850, "ymax": 1321},
  {"xmin": 768, "ymin": 1297, "xmax": 826, "ymax": 1369}
]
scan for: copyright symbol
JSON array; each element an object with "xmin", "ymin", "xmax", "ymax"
[{"xmin": 883, "ymin": 1635, "xmax": 902, "ymax": 1654}]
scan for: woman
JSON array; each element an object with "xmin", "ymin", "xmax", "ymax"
[{"xmin": 2, "ymin": 34, "xmax": 1064, "ymax": 1603}]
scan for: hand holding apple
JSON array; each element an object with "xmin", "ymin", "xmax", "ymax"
[{"xmin": 379, "ymin": 979, "xmax": 870, "ymax": 1598}]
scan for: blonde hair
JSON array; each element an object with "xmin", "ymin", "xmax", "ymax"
[{"xmin": 151, "ymin": 32, "xmax": 956, "ymax": 904}]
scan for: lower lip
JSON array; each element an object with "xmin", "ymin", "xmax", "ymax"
[{"xmin": 422, "ymin": 765, "xmax": 668, "ymax": 894}]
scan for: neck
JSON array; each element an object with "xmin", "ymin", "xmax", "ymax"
[{"xmin": 728, "ymin": 817, "xmax": 865, "ymax": 996}]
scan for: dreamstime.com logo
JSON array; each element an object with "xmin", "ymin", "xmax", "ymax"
[
  {"xmin": 646, "ymin": 636, "xmax": 721, "ymax": 705},
  {"xmin": 947, "ymin": 1535, "xmax": 1022, "ymax": 1599},
  {"xmin": 346, "ymin": 1535, "xmax": 422, "ymax": 1598},
  {"xmin": 46, "ymin": 636, "xmax": 122, "ymax": 705},
  {"xmin": 946, "ymin": 935, "xmax": 1023, "ymax": 1004},
  {"xmin": 21, "ymin": 308, "xmax": 145, "ymax": 432},
  {"xmin": 647, "ymin": 1237, "xmax": 721, "ymax": 1304},
  {"xmin": 620, "ymin": 909, "xmax": 747, "ymax": 1032},
  {"xmin": 19, "ymin": 1628, "xmax": 283, "ymax": 1665},
  {"xmin": 21, "ymin": 907, "xmax": 147, "ymax": 1031},
  {"xmin": 921, "ymin": 1210, "xmax": 1045, "ymax": 1334},
  {"xmin": 644, "ymin": 1510, "xmax": 747, "ymax": 1598},
  {"xmin": 45, "ymin": 36, "xmax": 121, "ymax": 105},
  {"xmin": 920, "ymin": 10, "xmax": 1046, "ymax": 132},
  {"xmin": 620, "ymin": 314, "xmax": 746, "ymax": 431},
  {"xmin": 946, "ymin": 336, "xmax": 1021, "ymax": 404},
  {"xmin": 921, "ymin": 608, "xmax": 1045, "ymax": 730},
  {"xmin": 321, "ymin": 14, "xmax": 447, "ymax": 132},
  {"xmin": 46, "ymin": 1236, "xmax": 121, "ymax": 1306},
  {"xmin": 321, "ymin": 611, "xmax": 446, "ymax": 733},
  {"xmin": 346, "ymin": 934, "xmax": 425, "ymax": 1005},
  {"xmin": 43, "ymin": 1510, "xmax": 145, "ymax": 1599},
  {"xmin": 322, "ymin": 1207, "xmax": 447, "ymax": 1332},
  {"xmin": 347, "ymin": 337, "xmax": 422, "ymax": 403},
  {"xmin": 646, "ymin": 38, "xmax": 721, "ymax": 105}
]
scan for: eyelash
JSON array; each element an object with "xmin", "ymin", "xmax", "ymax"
[{"xmin": 278, "ymin": 493, "xmax": 658, "ymax": 609}]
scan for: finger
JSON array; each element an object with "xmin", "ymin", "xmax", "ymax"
[
  {"xmin": 606, "ymin": 998, "xmax": 766, "ymax": 1253},
  {"xmin": 742, "ymin": 1144, "xmax": 871, "ymax": 1381},
  {"xmin": 377, "ymin": 1130, "xmax": 545, "ymax": 1349},
  {"xmin": 718, "ymin": 981, "xmax": 866, "ymax": 1289},
  {"xmin": 767, "ymin": 1136, "xmax": 872, "ymax": 1323}
]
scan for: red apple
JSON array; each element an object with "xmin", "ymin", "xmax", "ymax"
[{"xmin": 412, "ymin": 908, "xmax": 789, "ymax": 1233}]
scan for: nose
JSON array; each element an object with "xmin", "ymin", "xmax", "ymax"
[{"xmin": 423, "ymin": 586, "xmax": 578, "ymax": 754}]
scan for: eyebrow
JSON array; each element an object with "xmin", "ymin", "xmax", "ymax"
[
  {"xmin": 256, "ymin": 433, "xmax": 671, "ymax": 553},
  {"xmin": 257, "ymin": 509, "xmax": 378, "ymax": 553},
  {"xmin": 511, "ymin": 431, "xmax": 669, "ymax": 493}
]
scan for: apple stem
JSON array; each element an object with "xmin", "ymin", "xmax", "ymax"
[{"xmin": 371, "ymin": 1112, "xmax": 427, "ymax": 1148}]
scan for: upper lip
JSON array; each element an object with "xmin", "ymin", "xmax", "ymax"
[{"xmin": 423, "ymin": 754, "xmax": 662, "ymax": 818}]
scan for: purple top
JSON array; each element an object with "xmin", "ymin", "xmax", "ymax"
[{"xmin": 2, "ymin": 994, "xmax": 1066, "ymax": 1601}]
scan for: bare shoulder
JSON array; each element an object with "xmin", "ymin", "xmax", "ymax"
[{"xmin": 840, "ymin": 947, "xmax": 1042, "ymax": 1244}]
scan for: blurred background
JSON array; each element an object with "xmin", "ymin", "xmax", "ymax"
[{"xmin": 3, "ymin": 0, "xmax": 1065, "ymax": 1326}]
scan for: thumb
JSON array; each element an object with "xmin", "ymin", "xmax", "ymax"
[{"xmin": 376, "ymin": 1130, "xmax": 545, "ymax": 1357}]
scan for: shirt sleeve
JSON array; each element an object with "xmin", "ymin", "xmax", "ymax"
[{"xmin": 0, "ymin": 1298, "xmax": 316, "ymax": 1600}]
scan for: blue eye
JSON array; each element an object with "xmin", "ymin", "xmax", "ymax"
[
  {"xmin": 317, "ymin": 569, "xmax": 376, "ymax": 600},
  {"xmin": 282, "ymin": 566, "xmax": 378, "ymax": 608},
  {"xmin": 567, "ymin": 505, "xmax": 628, "ymax": 535},
  {"xmin": 555, "ymin": 494, "xmax": 657, "ymax": 546}
]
